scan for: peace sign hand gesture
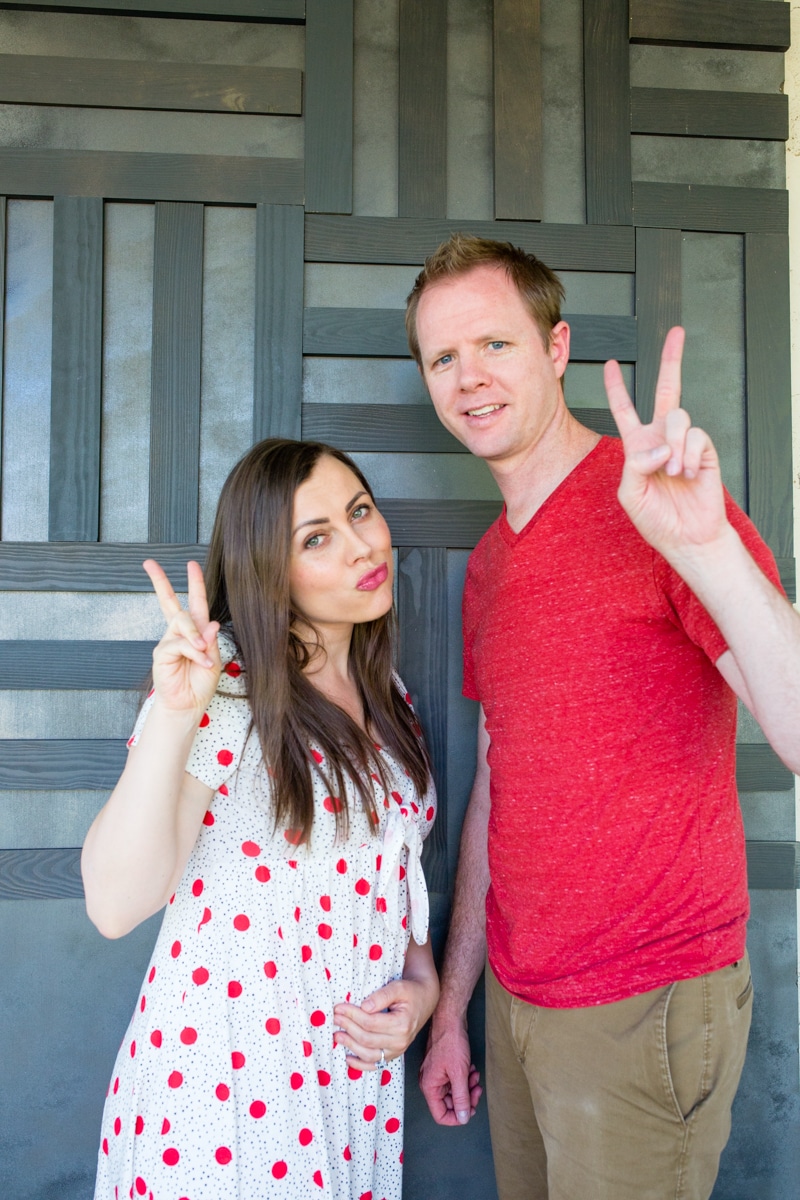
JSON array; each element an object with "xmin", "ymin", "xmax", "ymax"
[
  {"xmin": 604, "ymin": 327, "xmax": 729, "ymax": 565},
  {"xmin": 144, "ymin": 559, "xmax": 222, "ymax": 715}
]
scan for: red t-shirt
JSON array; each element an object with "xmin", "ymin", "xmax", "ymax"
[{"xmin": 462, "ymin": 437, "xmax": 782, "ymax": 1007}]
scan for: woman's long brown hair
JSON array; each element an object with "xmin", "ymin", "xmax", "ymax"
[{"xmin": 203, "ymin": 438, "xmax": 430, "ymax": 842}]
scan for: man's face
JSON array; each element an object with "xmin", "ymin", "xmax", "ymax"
[{"xmin": 414, "ymin": 264, "xmax": 569, "ymax": 468}]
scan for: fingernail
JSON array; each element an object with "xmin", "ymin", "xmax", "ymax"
[
  {"xmin": 666, "ymin": 460, "xmax": 680, "ymax": 476},
  {"xmin": 457, "ymin": 1110, "xmax": 470, "ymax": 1125}
]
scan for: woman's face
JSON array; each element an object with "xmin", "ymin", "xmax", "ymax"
[{"xmin": 288, "ymin": 455, "xmax": 393, "ymax": 640}]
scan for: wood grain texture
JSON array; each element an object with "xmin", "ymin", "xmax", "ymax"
[
  {"xmin": 0, "ymin": 197, "xmax": 5, "ymax": 480},
  {"xmin": 302, "ymin": 403, "xmax": 618, "ymax": 450},
  {"xmin": 304, "ymin": 215, "xmax": 635, "ymax": 271},
  {"xmin": 0, "ymin": 149, "xmax": 303, "ymax": 205},
  {"xmin": 629, "ymin": 0, "xmax": 791, "ymax": 52},
  {"xmin": 634, "ymin": 227, "xmax": 682, "ymax": 422},
  {"xmin": 0, "ymin": 740, "xmax": 128, "ymax": 789},
  {"xmin": 777, "ymin": 557, "xmax": 796, "ymax": 604},
  {"xmin": 304, "ymin": 0, "xmax": 353, "ymax": 213},
  {"xmin": 0, "ymin": 1, "xmax": 305, "ymax": 17},
  {"xmin": 0, "ymin": 55, "xmax": 302, "ymax": 114},
  {"xmin": 0, "ymin": 848, "xmax": 83, "ymax": 900},
  {"xmin": 149, "ymin": 202, "xmax": 204, "ymax": 543},
  {"xmin": 493, "ymin": 0, "xmax": 542, "ymax": 220},
  {"xmin": 746, "ymin": 841, "xmax": 799, "ymax": 891},
  {"xmin": 631, "ymin": 88, "xmax": 789, "ymax": 141},
  {"xmin": 48, "ymin": 196, "xmax": 104, "ymax": 542},
  {"xmin": 745, "ymin": 234, "xmax": 793, "ymax": 558},
  {"xmin": 0, "ymin": 641, "xmax": 155, "ymax": 689},
  {"xmin": 253, "ymin": 204, "xmax": 304, "ymax": 440},
  {"xmin": 398, "ymin": 548, "xmax": 448, "ymax": 892},
  {"xmin": 736, "ymin": 744, "xmax": 795, "ymax": 794},
  {"xmin": 303, "ymin": 308, "xmax": 637, "ymax": 362},
  {"xmin": 398, "ymin": 0, "xmax": 447, "ymax": 218},
  {"xmin": 583, "ymin": 0, "xmax": 632, "ymax": 225},
  {"xmin": 632, "ymin": 183, "xmax": 788, "ymax": 234}
]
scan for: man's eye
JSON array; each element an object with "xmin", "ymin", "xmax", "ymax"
[
  {"xmin": 489, "ymin": 341, "xmax": 505, "ymax": 350},
  {"xmin": 436, "ymin": 354, "xmax": 453, "ymax": 367}
]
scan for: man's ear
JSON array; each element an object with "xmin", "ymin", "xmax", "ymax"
[{"xmin": 549, "ymin": 321, "xmax": 570, "ymax": 380}]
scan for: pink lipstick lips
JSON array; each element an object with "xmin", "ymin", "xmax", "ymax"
[{"xmin": 356, "ymin": 563, "xmax": 389, "ymax": 591}]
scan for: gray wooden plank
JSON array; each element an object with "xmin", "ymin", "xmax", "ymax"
[
  {"xmin": 0, "ymin": 847, "xmax": 83, "ymax": 900},
  {"xmin": 0, "ymin": 55, "xmax": 302, "ymax": 115},
  {"xmin": 493, "ymin": 0, "xmax": 542, "ymax": 220},
  {"xmin": 0, "ymin": 1, "xmax": 304, "ymax": 17},
  {"xmin": 745, "ymin": 234, "xmax": 793, "ymax": 559},
  {"xmin": 737, "ymin": 744, "xmax": 795, "ymax": 794},
  {"xmin": 632, "ymin": 183, "xmax": 788, "ymax": 234},
  {"xmin": 302, "ymin": 403, "xmax": 618, "ymax": 450},
  {"xmin": 0, "ymin": 149, "xmax": 303, "ymax": 205},
  {"xmin": 0, "ymin": 641, "xmax": 154, "ymax": 689},
  {"xmin": 631, "ymin": 88, "xmax": 789, "ymax": 142},
  {"xmin": 746, "ymin": 842, "xmax": 800, "ymax": 891},
  {"xmin": 634, "ymin": 227, "xmax": 682, "ymax": 423},
  {"xmin": 398, "ymin": 548, "xmax": 448, "ymax": 893},
  {"xmin": 303, "ymin": 308, "xmax": 637, "ymax": 362},
  {"xmin": 0, "ymin": 196, "xmax": 5, "ymax": 528},
  {"xmin": 398, "ymin": 0, "xmax": 447, "ymax": 218},
  {"xmin": 48, "ymin": 196, "xmax": 104, "ymax": 542},
  {"xmin": 629, "ymin": 0, "xmax": 791, "ymax": 52},
  {"xmin": 584, "ymin": 0, "xmax": 632, "ymax": 225},
  {"xmin": 304, "ymin": 215, "xmax": 636, "ymax": 271},
  {"xmin": 253, "ymin": 204, "xmax": 304, "ymax": 441},
  {"xmin": 0, "ymin": 740, "xmax": 127, "ymax": 789},
  {"xmin": 777, "ymin": 558, "xmax": 796, "ymax": 604},
  {"xmin": 149, "ymin": 202, "xmax": 204, "ymax": 543},
  {"xmin": 304, "ymin": 0, "xmax": 353, "ymax": 213}
]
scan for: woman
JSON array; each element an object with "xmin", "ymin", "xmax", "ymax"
[{"xmin": 82, "ymin": 439, "xmax": 438, "ymax": 1200}]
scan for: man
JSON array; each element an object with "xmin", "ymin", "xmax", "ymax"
[{"xmin": 407, "ymin": 235, "xmax": 800, "ymax": 1200}]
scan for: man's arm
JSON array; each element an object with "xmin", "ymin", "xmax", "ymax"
[
  {"xmin": 418, "ymin": 706, "xmax": 490, "ymax": 1126},
  {"xmin": 605, "ymin": 327, "xmax": 800, "ymax": 774}
]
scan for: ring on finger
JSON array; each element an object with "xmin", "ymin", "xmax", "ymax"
[{"xmin": 377, "ymin": 1048, "xmax": 387, "ymax": 1069}]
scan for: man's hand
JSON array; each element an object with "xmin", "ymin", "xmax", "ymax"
[
  {"xmin": 418, "ymin": 1016, "xmax": 482, "ymax": 1126},
  {"xmin": 604, "ymin": 327, "xmax": 729, "ymax": 563}
]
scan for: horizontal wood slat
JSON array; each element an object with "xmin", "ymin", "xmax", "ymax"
[
  {"xmin": 0, "ymin": 1, "xmax": 305, "ymax": 18},
  {"xmin": 0, "ymin": 641, "xmax": 154, "ymax": 689},
  {"xmin": 304, "ymin": 310, "xmax": 637, "ymax": 361},
  {"xmin": 302, "ymin": 403, "xmax": 618, "ymax": 450},
  {"xmin": 0, "ymin": 848, "xmax": 83, "ymax": 900},
  {"xmin": 632, "ymin": 183, "xmax": 788, "ymax": 234},
  {"xmin": 0, "ymin": 740, "xmax": 128, "ymax": 789},
  {"xmin": 746, "ymin": 842, "xmax": 800, "ymax": 891},
  {"xmin": 736, "ymin": 744, "xmax": 795, "ymax": 794},
  {"xmin": 304, "ymin": 216, "xmax": 636, "ymax": 271},
  {"xmin": 631, "ymin": 88, "xmax": 789, "ymax": 141},
  {"xmin": 0, "ymin": 150, "xmax": 303, "ymax": 204},
  {"xmin": 0, "ymin": 55, "xmax": 302, "ymax": 115},
  {"xmin": 629, "ymin": 0, "xmax": 791, "ymax": 52}
]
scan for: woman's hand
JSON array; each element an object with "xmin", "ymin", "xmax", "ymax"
[{"xmin": 144, "ymin": 559, "xmax": 222, "ymax": 714}]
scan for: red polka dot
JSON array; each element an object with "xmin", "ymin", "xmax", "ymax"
[
  {"xmin": 135, "ymin": 1178, "xmax": 147, "ymax": 1196},
  {"xmin": 318, "ymin": 1070, "xmax": 331, "ymax": 1086},
  {"xmin": 359, "ymin": 1192, "xmax": 372, "ymax": 1200},
  {"xmin": 135, "ymin": 1116, "xmax": 144, "ymax": 1135},
  {"xmin": 355, "ymin": 878, "xmax": 370, "ymax": 896},
  {"xmin": 215, "ymin": 1083, "xmax": 229, "ymax": 1101},
  {"xmin": 399, "ymin": 865, "xmax": 406, "ymax": 880},
  {"xmin": 198, "ymin": 907, "xmax": 212, "ymax": 930},
  {"xmin": 272, "ymin": 1161, "xmax": 288, "ymax": 1179},
  {"xmin": 161, "ymin": 1118, "xmax": 171, "ymax": 1134},
  {"xmin": 310, "ymin": 1010, "xmax": 326, "ymax": 1027},
  {"xmin": 313, "ymin": 1170, "xmax": 324, "ymax": 1188},
  {"xmin": 311, "ymin": 748, "xmax": 324, "ymax": 763},
  {"xmin": 168, "ymin": 1071, "xmax": 183, "ymax": 1089},
  {"xmin": 215, "ymin": 1146, "xmax": 232, "ymax": 1165},
  {"xmin": 171, "ymin": 941, "xmax": 181, "ymax": 959},
  {"xmin": 375, "ymin": 855, "xmax": 382, "ymax": 870},
  {"xmin": 233, "ymin": 914, "xmax": 250, "ymax": 931},
  {"xmin": 386, "ymin": 1117, "xmax": 400, "ymax": 1133},
  {"xmin": 381, "ymin": 1069, "xmax": 392, "ymax": 1086},
  {"xmin": 191, "ymin": 878, "xmax": 204, "ymax": 896},
  {"xmin": 336, "ymin": 858, "xmax": 348, "ymax": 874},
  {"xmin": 113, "ymin": 1077, "xmax": 119, "ymax": 1094},
  {"xmin": 343, "ymin": 1145, "xmax": 351, "ymax": 1161},
  {"xmin": 348, "ymin": 1066, "xmax": 363, "ymax": 1081},
  {"xmin": 140, "ymin": 996, "xmax": 146, "ymax": 1012},
  {"xmin": 130, "ymin": 1040, "xmax": 137, "ymax": 1057},
  {"xmin": 148, "ymin": 967, "xmax": 156, "ymax": 983},
  {"xmin": 264, "ymin": 961, "xmax": 277, "ymax": 978},
  {"xmin": 369, "ymin": 944, "xmax": 383, "ymax": 960},
  {"xmin": 192, "ymin": 967, "xmax": 209, "ymax": 986},
  {"xmin": 202, "ymin": 811, "xmax": 215, "ymax": 826},
  {"xmin": 218, "ymin": 784, "xmax": 228, "ymax": 795},
  {"xmin": 294, "ymin": 906, "xmax": 301, "ymax": 922},
  {"xmin": 255, "ymin": 865, "xmax": 271, "ymax": 883},
  {"xmin": 102, "ymin": 1138, "xmax": 108, "ymax": 1156},
  {"xmin": 290, "ymin": 1072, "xmax": 304, "ymax": 1090},
  {"xmin": 113, "ymin": 1117, "xmax": 121, "ymax": 1136},
  {"xmin": 288, "ymin": 859, "xmax": 298, "ymax": 869},
  {"xmin": 426, "ymin": 806, "xmax": 435, "ymax": 821},
  {"xmin": 303, "ymin": 1040, "xmax": 312, "ymax": 1057},
  {"xmin": 323, "ymin": 796, "xmax": 343, "ymax": 813},
  {"xmin": 301, "ymin": 945, "xmax": 312, "ymax": 962},
  {"xmin": 319, "ymin": 894, "xmax": 331, "ymax": 911},
  {"xmin": 180, "ymin": 1027, "xmax": 197, "ymax": 1045},
  {"xmin": 318, "ymin": 923, "xmax": 332, "ymax": 939},
  {"xmin": 284, "ymin": 828, "xmax": 303, "ymax": 845},
  {"xmin": 224, "ymin": 661, "xmax": 241, "ymax": 677},
  {"xmin": 363, "ymin": 1104, "xmax": 377, "ymax": 1121},
  {"xmin": 232, "ymin": 1052, "xmax": 246, "ymax": 1070},
  {"xmin": 353, "ymin": 934, "xmax": 358, "ymax": 947},
  {"xmin": 199, "ymin": 712, "xmax": 210, "ymax": 728},
  {"xmin": 241, "ymin": 840, "xmax": 260, "ymax": 857},
  {"xmin": 266, "ymin": 1018, "xmax": 281, "ymax": 1035},
  {"xmin": 376, "ymin": 898, "xmax": 387, "ymax": 913},
  {"xmin": 217, "ymin": 749, "xmax": 234, "ymax": 766},
  {"xmin": 228, "ymin": 980, "xmax": 242, "ymax": 998},
  {"xmin": 250, "ymin": 1100, "xmax": 267, "ymax": 1119},
  {"xmin": 163, "ymin": 1148, "xmax": 180, "ymax": 1166},
  {"xmin": 299, "ymin": 1127, "xmax": 313, "ymax": 1146}
]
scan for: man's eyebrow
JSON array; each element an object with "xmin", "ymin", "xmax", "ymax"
[{"xmin": 293, "ymin": 490, "xmax": 368, "ymax": 535}]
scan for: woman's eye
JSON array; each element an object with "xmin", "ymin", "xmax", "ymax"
[
  {"xmin": 351, "ymin": 504, "xmax": 370, "ymax": 520},
  {"xmin": 304, "ymin": 533, "xmax": 323, "ymax": 549}
]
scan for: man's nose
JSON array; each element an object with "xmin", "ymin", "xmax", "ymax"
[{"xmin": 458, "ymin": 352, "xmax": 489, "ymax": 390}]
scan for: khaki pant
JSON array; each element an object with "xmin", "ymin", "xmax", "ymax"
[{"xmin": 485, "ymin": 956, "xmax": 753, "ymax": 1200}]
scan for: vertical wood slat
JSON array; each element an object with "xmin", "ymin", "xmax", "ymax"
[
  {"xmin": 304, "ymin": 0, "xmax": 354, "ymax": 214},
  {"xmin": 48, "ymin": 196, "xmax": 103, "ymax": 541},
  {"xmin": 149, "ymin": 202, "xmax": 204, "ymax": 544},
  {"xmin": 583, "ymin": 0, "xmax": 632, "ymax": 225},
  {"xmin": 634, "ymin": 228, "xmax": 682, "ymax": 423},
  {"xmin": 253, "ymin": 204, "xmax": 304, "ymax": 441},
  {"xmin": 398, "ymin": 547, "xmax": 449, "ymax": 894},
  {"xmin": 398, "ymin": 0, "xmax": 448, "ymax": 219},
  {"xmin": 0, "ymin": 196, "xmax": 5, "ymax": 533},
  {"xmin": 493, "ymin": 0, "xmax": 542, "ymax": 220},
  {"xmin": 744, "ymin": 233, "xmax": 793, "ymax": 557}
]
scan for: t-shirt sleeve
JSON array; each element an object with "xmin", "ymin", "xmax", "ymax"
[
  {"xmin": 126, "ymin": 634, "xmax": 253, "ymax": 793},
  {"xmin": 655, "ymin": 492, "xmax": 784, "ymax": 663}
]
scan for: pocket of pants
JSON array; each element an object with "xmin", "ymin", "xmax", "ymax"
[
  {"xmin": 662, "ymin": 976, "xmax": 710, "ymax": 1124},
  {"xmin": 735, "ymin": 973, "xmax": 753, "ymax": 1011}
]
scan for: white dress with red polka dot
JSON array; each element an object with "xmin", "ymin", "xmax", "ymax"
[{"xmin": 94, "ymin": 635, "xmax": 436, "ymax": 1200}]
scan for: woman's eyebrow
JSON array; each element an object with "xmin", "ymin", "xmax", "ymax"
[
  {"xmin": 345, "ymin": 490, "xmax": 368, "ymax": 513},
  {"xmin": 293, "ymin": 491, "xmax": 368, "ymax": 535}
]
